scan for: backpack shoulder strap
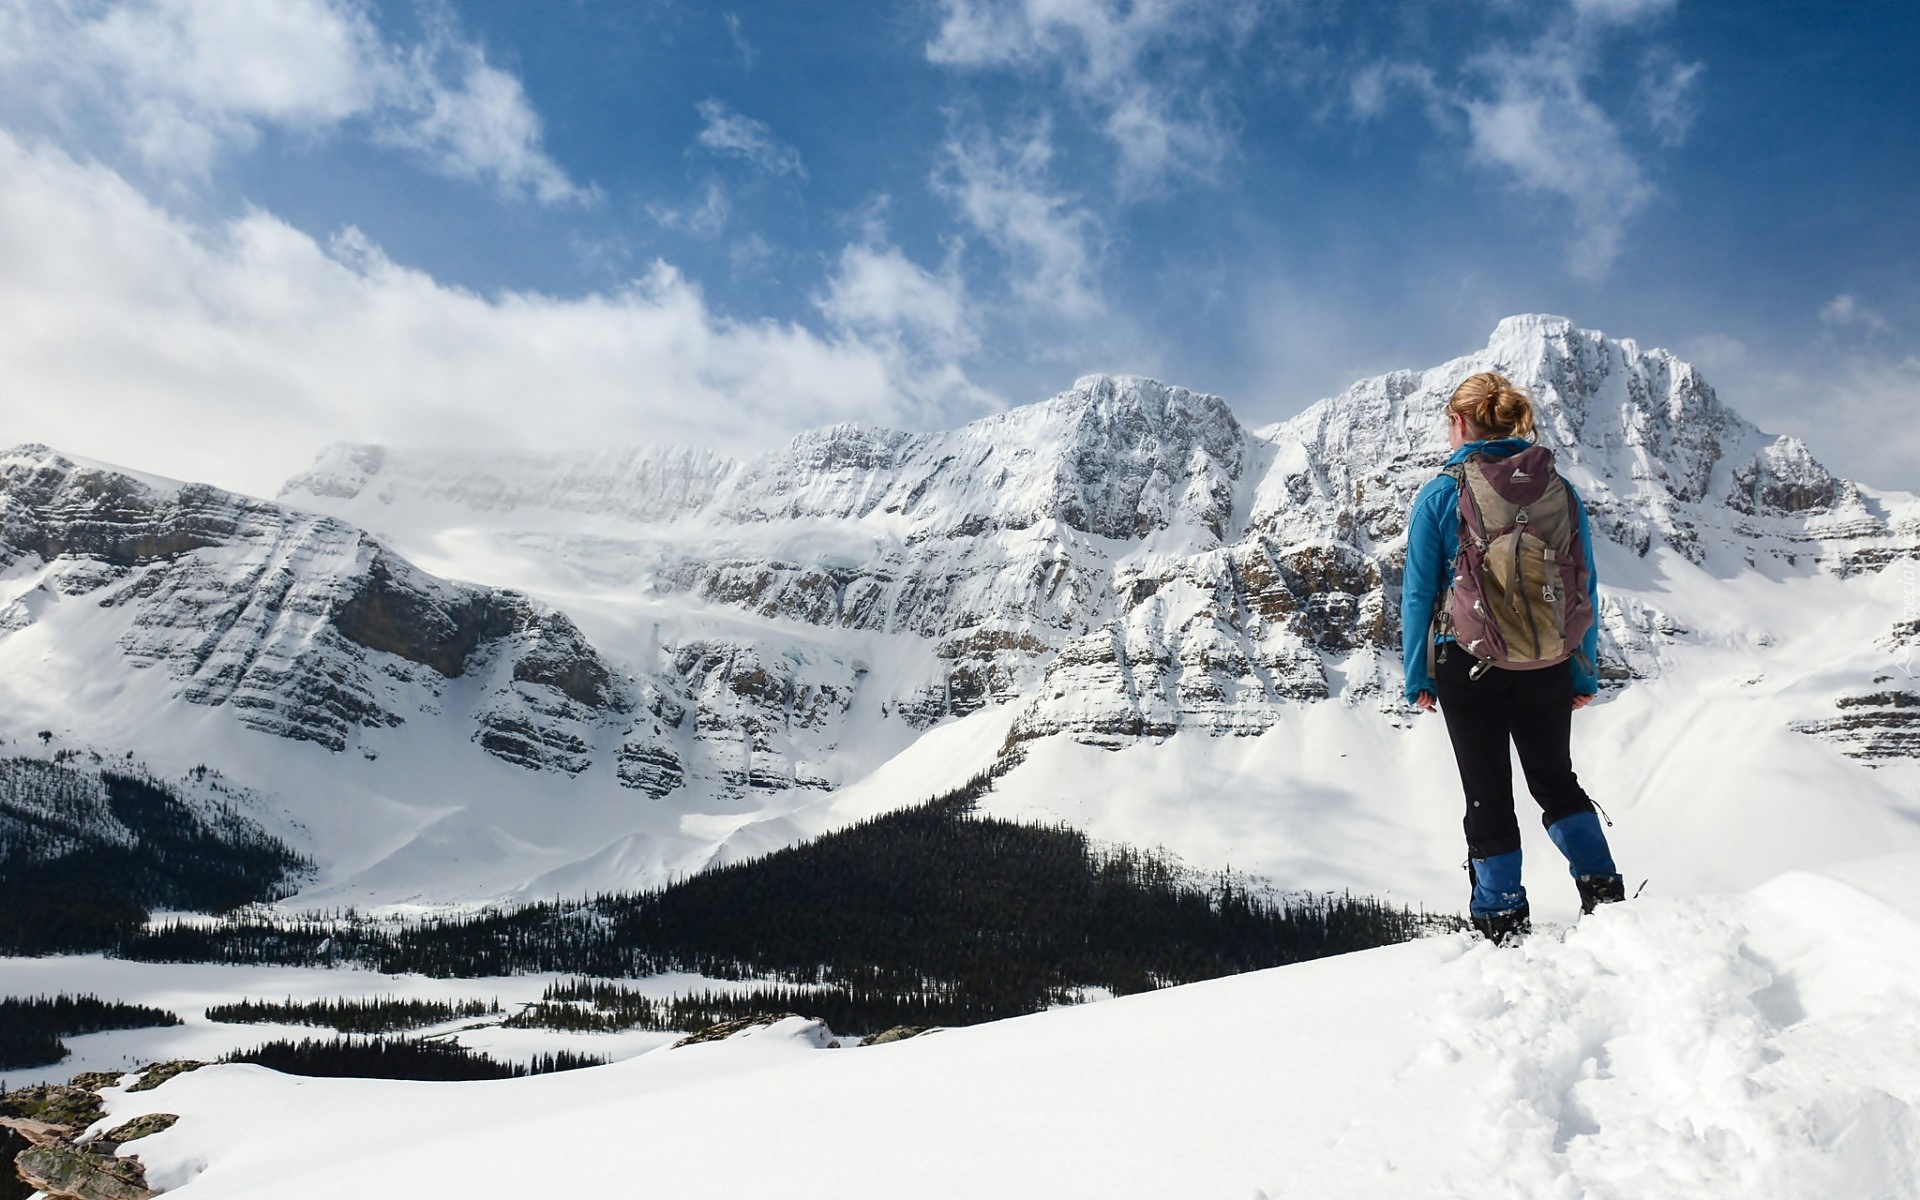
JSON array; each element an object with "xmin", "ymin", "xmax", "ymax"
[
  {"xmin": 1447, "ymin": 456, "xmax": 1491, "ymax": 549},
  {"xmin": 1426, "ymin": 462, "xmax": 1471, "ymax": 682}
]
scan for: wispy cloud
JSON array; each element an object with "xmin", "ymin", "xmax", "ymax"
[
  {"xmin": 1351, "ymin": 1, "xmax": 1695, "ymax": 280},
  {"xmin": 925, "ymin": 0, "xmax": 1249, "ymax": 191},
  {"xmin": 649, "ymin": 179, "xmax": 732, "ymax": 239},
  {"xmin": 0, "ymin": 0, "xmax": 591, "ymax": 204},
  {"xmin": 1349, "ymin": 60, "xmax": 1445, "ymax": 124},
  {"xmin": 933, "ymin": 123, "xmax": 1103, "ymax": 320},
  {"xmin": 1460, "ymin": 33, "xmax": 1655, "ymax": 279},
  {"xmin": 1637, "ymin": 46, "xmax": 1704, "ymax": 146},
  {"xmin": 695, "ymin": 98, "xmax": 804, "ymax": 178},
  {"xmin": 1820, "ymin": 293, "xmax": 1891, "ymax": 336},
  {"xmin": 723, "ymin": 12, "xmax": 756, "ymax": 70},
  {"xmin": 1570, "ymin": 0, "xmax": 1678, "ymax": 24}
]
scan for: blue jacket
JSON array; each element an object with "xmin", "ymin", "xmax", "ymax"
[{"xmin": 1400, "ymin": 438, "xmax": 1601, "ymax": 704}]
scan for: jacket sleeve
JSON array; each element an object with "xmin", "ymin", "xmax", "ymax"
[
  {"xmin": 1400, "ymin": 476, "xmax": 1453, "ymax": 704},
  {"xmin": 1569, "ymin": 482, "xmax": 1601, "ymax": 696}
]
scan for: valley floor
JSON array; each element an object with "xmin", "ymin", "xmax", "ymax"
[{"xmin": 15, "ymin": 849, "xmax": 1920, "ymax": 1199}]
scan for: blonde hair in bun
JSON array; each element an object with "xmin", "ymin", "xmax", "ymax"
[{"xmin": 1447, "ymin": 371, "xmax": 1536, "ymax": 440}]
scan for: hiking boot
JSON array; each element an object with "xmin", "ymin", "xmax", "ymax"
[
  {"xmin": 1575, "ymin": 873, "xmax": 1626, "ymax": 915},
  {"xmin": 1471, "ymin": 903, "xmax": 1531, "ymax": 946}
]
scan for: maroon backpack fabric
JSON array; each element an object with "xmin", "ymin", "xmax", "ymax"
[{"xmin": 1434, "ymin": 445, "xmax": 1594, "ymax": 679}]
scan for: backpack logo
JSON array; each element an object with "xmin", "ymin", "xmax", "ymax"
[{"xmin": 1511, "ymin": 470, "xmax": 1532, "ymax": 481}]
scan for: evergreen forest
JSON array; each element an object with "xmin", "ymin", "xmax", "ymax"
[
  {"xmin": 226, "ymin": 1037, "xmax": 605, "ymax": 1081},
  {"xmin": 0, "ymin": 994, "xmax": 182, "ymax": 1071},
  {"xmin": 0, "ymin": 758, "xmax": 313, "ymax": 954},
  {"xmin": 118, "ymin": 780, "xmax": 1454, "ymax": 1032},
  {"xmin": 206, "ymin": 996, "xmax": 502, "ymax": 1035}
]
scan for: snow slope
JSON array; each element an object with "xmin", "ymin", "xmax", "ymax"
[{"xmin": 67, "ymin": 850, "xmax": 1920, "ymax": 1200}]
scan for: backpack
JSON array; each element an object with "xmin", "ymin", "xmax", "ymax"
[{"xmin": 1430, "ymin": 445, "xmax": 1594, "ymax": 681}]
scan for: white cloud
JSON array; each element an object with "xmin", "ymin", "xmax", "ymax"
[
  {"xmin": 379, "ymin": 21, "xmax": 589, "ymax": 205},
  {"xmin": 695, "ymin": 99, "xmax": 804, "ymax": 178},
  {"xmin": 1820, "ymin": 293, "xmax": 1891, "ymax": 335},
  {"xmin": 723, "ymin": 12, "xmax": 756, "ymax": 69},
  {"xmin": 1461, "ymin": 37, "xmax": 1654, "ymax": 278},
  {"xmin": 1349, "ymin": 60, "xmax": 1444, "ymax": 123},
  {"xmin": 649, "ymin": 180, "xmax": 732, "ymax": 239},
  {"xmin": 819, "ymin": 243, "xmax": 977, "ymax": 358},
  {"xmin": 0, "ymin": 130, "xmax": 990, "ymax": 498},
  {"xmin": 1677, "ymin": 332, "xmax": 1749, "ymax": 373},
  {"xmin": 1348, "ymin": 4, "xmax": 1692, "ymax": 280},
  {"xmin": 1570, "ymin": 0, "xmax": 1678, "ymax": 25},
  {"xmin": 1638, "ymin": 47, "xmax": 1703, "ymax": 146},
  {"xmin": 728, "ymin": 232, "xmax": 778, "ymax": 279},
  {"xmin": 0, "ymin": 0, "xmax": 590, "ymax": 203},
  {"xmin": 926, "ymin": 0, "xmax": 1246, "ymax": 189},
  {"xmin": 934, "ymin": 125, "xmax": 1103, "ymax": 320}
]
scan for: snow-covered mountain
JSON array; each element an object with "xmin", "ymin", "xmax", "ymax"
[{"xmin": 4, "ymin": 316, "xmax": 1917, "ymax": 913}]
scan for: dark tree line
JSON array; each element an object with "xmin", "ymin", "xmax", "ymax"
[
  {"xmin": 0, "ymin": 760, "xmax": 312, "ymax": 955},
  {"xmin": 506, "ymin": 977, "xmax": 1061, "ymax": 1035},
  {"xmin": 0, "ymin": 994, "xmax": 182, "ymax": 1071},
  {"xmin": 206, "ymin": 996, "xmax": 501, "ymax": 1035},
  {"xmin": 120, "ymin": 778, "xmax": 1455, "ymax": 1031},
  {"xmin": 226, "ymin": 1036, "xmax": 605, "ymax": 1081}
]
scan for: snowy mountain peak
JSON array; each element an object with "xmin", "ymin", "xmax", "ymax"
[
  {"xmin": 1061, "ymin": 373, "xmax": 1238, "ymax": 432},
  {"xmin": 1256, "ymin": 316, "xmax": 1884, "ymax": 569}
]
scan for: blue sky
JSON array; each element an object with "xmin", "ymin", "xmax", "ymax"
[{"xmin": 0, "ymin": 0, "xmax": 1914, "ymax": 496}]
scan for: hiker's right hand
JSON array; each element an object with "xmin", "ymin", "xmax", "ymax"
[{"xmin": 1415, "ymin": 691, "xmax": 1436, "ymax": 713}]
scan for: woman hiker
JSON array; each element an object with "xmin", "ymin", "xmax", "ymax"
[{"xmin": 1401, "ymin": 371, "xmax": 1627, "ymax": 944}]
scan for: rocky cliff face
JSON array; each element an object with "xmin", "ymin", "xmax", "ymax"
[
  {"xmin": 0, "ymin": 446, "xmax": 635, "ymax": 771},
  {"xmin": 0, "ymin": 447, "xmax": 879, "ymax": 803},
  {"xmin": 287, "ymin": 375, "xmax": 1251, "ymax": 734}
]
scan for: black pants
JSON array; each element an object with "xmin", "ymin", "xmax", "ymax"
[{"xmin": 1432, "ymin": 648, "xmax": 1595, "ymax": 859}]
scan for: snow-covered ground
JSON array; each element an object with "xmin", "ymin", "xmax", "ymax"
[
  {"xmin": 0, "ymin": 959, "xmax": 768, "ymax": 1088},
  {"xmin": 22, "ymin": 849, "xmax": 1919, "ymax": 1199}
]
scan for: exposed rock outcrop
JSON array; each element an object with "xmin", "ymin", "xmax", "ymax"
[
  {"xmin": 670, "ymin": 1014, "xmax": 839, "ymax": 1049},
  {"xmin": 1792, "ymin": 687, "xmax": 1920, "ymax": 762},
  {"xmin": 14, "ymin": 1140, "xmax": 157, "ymax": 1200},
  {"xmin": 1, "ymin": 1074, "xmax": 177, "ymax": 1200}
]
